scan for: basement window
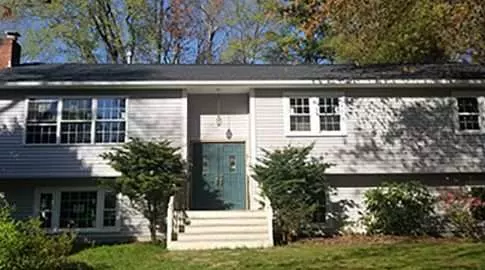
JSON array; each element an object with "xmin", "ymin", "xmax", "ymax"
[{"xmin": 35, "ymin": 188, "xmax": 120, "ymax": 232}]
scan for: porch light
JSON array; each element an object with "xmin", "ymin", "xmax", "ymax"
[
  {"xmin": 225, "ymin": 128, "xmax": 233, "ymax": 140},
  {"xmin": 216, "ymin": 115, "xmax": 222, "ymax": 127},
  {"xmin": 216, "ymin": 89, "xmax": 222, "ymax": 127}
]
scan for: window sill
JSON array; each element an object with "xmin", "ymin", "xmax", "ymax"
[
  {"xmin": 285, "ymin": 132, "xmax": 348, "ymax": 138},
  {"xmin": 46, "ymin": 227, "xmax": 121, "ymax": 234},
  {"xmin": 455, "ymin": 130, "xmax": 485, "ymax": 136},
  {"xmin": 23, "ymin": 142, "xmax": 125, "ymax": 147}
]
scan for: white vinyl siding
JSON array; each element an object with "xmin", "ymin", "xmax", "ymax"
[
  {"xmin": 256, "ymin": 89, "xmax": 485, "ymax": 174},
  {"xmin": 0, "ymin": 90, "xmax": 183, "ymax": 178}
]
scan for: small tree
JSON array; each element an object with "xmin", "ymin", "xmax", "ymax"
[
  {"xmin": 252, "ymin": 144, "xmax": 333, "ymax": 243},
  {"xmin": 100, "ymin": 138, "xmax": 187, "ymax": 243}
]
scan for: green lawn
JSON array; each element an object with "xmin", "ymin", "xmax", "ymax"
[{"xmin": 70, "ymin": 241, "xmax": 485, "ymax": 270}]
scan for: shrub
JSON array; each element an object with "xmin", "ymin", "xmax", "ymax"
[
  {"xmin": 362, "ymin": 181, "xmax": 438, "ymax": 236},
  {"xmin": 252, "ymin": 144, "xmax": 333, "ymax": 242},
  {"xmin": 439, "ymin": 187, "xmax": 485, "ymax": 241},
  {"xmin": 470, "ymin": 187, "xmax": 485, "ymax": 221},
  {"xmin": 100, "ymin": 138, "xmax": 187, "ymax": 243},
  {"xmin": 0, "ymin": 198, "xmax": 74, "ymax": 270}
]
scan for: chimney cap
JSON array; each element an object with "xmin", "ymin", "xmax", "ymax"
[{"xmin": 4, "ymin": 31, "xmax": 20, "ymax": 40}]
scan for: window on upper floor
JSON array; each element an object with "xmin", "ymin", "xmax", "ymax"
[
  {"xmin": 61, "ymin": 98, "xmax": 92, "ymax": 144},
  {"xmin": 289, "ymin": 97, "xmax": 311, "ymax": 132},
  {"xmin": 26, "ymin": 97, "xmax": 127, "ymax": 144},
  {"xmin": 318, "ymin": 97, "xmax": 341, "ymax": 132},
  {"xmin": 96, "ymin": 98, "xmax": 126, "ymax": 143},
  {"xmin": 456, "ymin": 97, "xmax": 481, "ymax": 132},
  {"xmin": 26, "ymin": 99, "xmax": 58, "ymax": 144},
  {"xmin": 285, "ymin": 93, "xmax": 346, "ymax": 136}
]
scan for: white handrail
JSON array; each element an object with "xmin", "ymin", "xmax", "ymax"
[
  {"xmin": 264, "ymin": 196, "xmax": 274, "ymax": 246},
  {"xmin": 166, "ymin": 195, "xmax": 175, "ymax": 247}
]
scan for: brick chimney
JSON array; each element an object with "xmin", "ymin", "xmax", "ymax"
[{"xmin": 0, "ymin": 32, "xmax": 21, "ymax": 69}]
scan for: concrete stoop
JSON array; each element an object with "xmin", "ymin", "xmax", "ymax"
[{"xmin": 168, "ymin": 210, "xmax": 272, "ymax": 250}]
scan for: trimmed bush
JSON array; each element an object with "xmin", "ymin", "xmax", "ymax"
[
  {"xmin": 252, "ymin": 144, "xmax": 333, "ymax": 242},
  {"xmin": 362, "ymin": 181, "xmax": 438, "ymax": 236},
  {"xmin": 0, "ymin": 197, "xmax": 74, "ymax": 270}
]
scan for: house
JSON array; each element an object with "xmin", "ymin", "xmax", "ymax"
[{"xmin": 1, "ymin": 32, "xmax": 485, "ymax": 250}]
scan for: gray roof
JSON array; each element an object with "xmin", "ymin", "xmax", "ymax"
[{"xmin": 0, "ymin": 63, "xmax": 485, "ymax": 82}]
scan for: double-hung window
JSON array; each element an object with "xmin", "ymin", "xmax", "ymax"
[
  {"xmin": 36, "ymin": 188, "xmax": 119, "ymax": 231},
  {"xmin": 26, "ymin": 99, "xmax": 58, "ymax": 144},
  {"xmin": 96, "ymin": 98, "xmax": 126, "ymax": 143},
  {"xmin": 289, "ymin": 97, "xmax": 311, "ymax": 131},
  {"xmin": 26, "ymin": 97, "xmax": 127, "ymax": 144},
  {"xmin": 61, "ymin": 98, "xmax": 92, "ymax": 144},
  {"xmin": 285, "ymin": 93, "xmax": 346, "ymax": 136},
  {"xmin": 318, "ymin": 97, "xmax": 341, "ymax": 132},
  {"xmin": 456, "ymin": 97, "xmax": 482, "ymax": 132}
]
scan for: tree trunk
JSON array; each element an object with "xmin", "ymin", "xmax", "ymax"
[
  {"xmin": 148, "ymin": 203, "xmax": 158, "ymax": 243},
  {"xmin": 156, "ymin": 0, "xmax": 164, "ymax": 63},
  {"xmin": 149, "ymin": 221, "xmax": 157, "ymax": 243}
]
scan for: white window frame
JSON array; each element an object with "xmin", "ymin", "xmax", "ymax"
[
  {"xmin": 453, "ymin": 93, "xmax": 485, "ymax": 135},
  {"xmin": 24, "ymin": 96, "xmax": 128, "ymax": 145},
  {"xmin": 24, "ymin": 98, "xmax": 59, "ymax": 144},
  {"xmin": 59, "ymin": 98, "xmax": 93, "ymax": 144},
  {"xmin": 94, "ymin": 97, "xmax": 128, "ymax": 144},
  {"xmin": 33, "ymin": 186, "xmax": 121, "ymax": 233},
  {"xmin": 283, "ymin": 91, "xmax": 347, "ymax": 137}
]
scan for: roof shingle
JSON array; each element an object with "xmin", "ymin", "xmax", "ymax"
[{"xmin": 0, "ymin": 64, "xmax": 485, "ymax": 83}]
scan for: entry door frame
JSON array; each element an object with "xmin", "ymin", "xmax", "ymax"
[{"xmin": 189, "ymin": 139, "xmax": 249, "ymax": 210}]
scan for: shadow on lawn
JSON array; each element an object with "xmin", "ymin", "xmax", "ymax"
[
  {"xmin": 62, "ymin": 261, "xmax": 114, "ymax": 270},
  {"xmin": 61, "ymin": 261, "xmax": 96, "ymax": 270}
]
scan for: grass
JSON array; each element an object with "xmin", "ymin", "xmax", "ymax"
[{"xmin": 70, "ymin": 241, "xmax": 485, "ymax": 270}]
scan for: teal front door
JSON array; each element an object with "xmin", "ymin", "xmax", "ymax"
[{"xmin": 191, "ymin": 142, "xmax": 246, "ymax": 210}]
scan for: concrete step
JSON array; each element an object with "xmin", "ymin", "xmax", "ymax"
[
  {"xmin": 187, "ymin": 217, "xmax": 266, "ymax": 226},
  {"xmin": 185, "ymin": 210, "xmax": 266, "ymax": 219},
  {"xmin": 169, "ymin": 240, "xmax": 272, "ymax": 250},
  {"xmin": 183, "ymin": 224, "xmax": 268, "ymax": 234},
  {"xmin": 177, "ymin": 232, "xmax": 268, "ymax": 242},
  {"xmin": 168, "ymin": 210, "xmax": 272, "ymax": 250}
]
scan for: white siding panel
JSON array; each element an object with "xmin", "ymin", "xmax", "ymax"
[
  {"xmin": 255, "ymin": 89, "xmax": 485, "ymax": 174},
  {"xmin": 329, "ymin": 187, "xmax": 371, "ymax": 233},
  {"xmin": 188, "ymin": 94, "xmax": 249, "ymax": 142},
  {"xmin": 0, "ymin": 90, "xmax": 183, "ymax": 178}
]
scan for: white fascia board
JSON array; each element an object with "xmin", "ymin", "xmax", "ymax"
[{"xmin": 3, "ymin": 79, "xmax": 485, "ymax": 88}]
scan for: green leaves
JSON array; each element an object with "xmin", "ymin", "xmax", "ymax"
[
  {"xmin": 363, "ymin": 181, "xmax": 439, "ymax": 236},
  {"xmin": 0, "ymin": 199, "xmax": 74, "ymax": 270},
  {"xmin": 100, "ymin": 137, "xmax": 187, "ymax": 243},
  {"xmin": 252, "ymin": 144, "xmax": 333, "ymax": 242},
  {"xmin": 263, "ymin": 0, "xmax": 334, "ymax": 63}
]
